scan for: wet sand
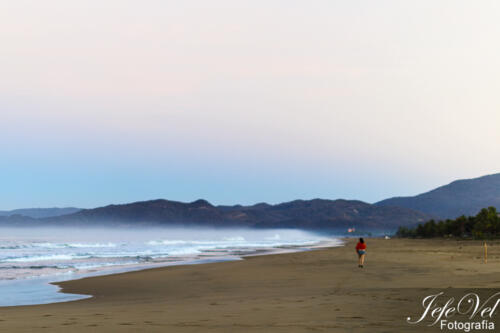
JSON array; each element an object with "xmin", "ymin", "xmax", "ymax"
[{"xmin": 1, "ymin": 238, "xmax": 500, "ymax": 332}]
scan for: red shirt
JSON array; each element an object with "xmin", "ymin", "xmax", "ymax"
[{"xmin": 356, "ymin": 242, "xmax": 366, "ymax": 250}]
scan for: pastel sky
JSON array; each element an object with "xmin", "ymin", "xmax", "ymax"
[{"xmin": 1, "ymin": 1, "xmax": 500, "ymax": 209}]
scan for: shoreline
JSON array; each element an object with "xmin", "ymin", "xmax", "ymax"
[
  {"xmin": 0, "ymin": 238, "xmax": 343, "ymax": 308},
  {"xmin": 2, "ymin": 238, "xmax": 500, "ymax": 332}
]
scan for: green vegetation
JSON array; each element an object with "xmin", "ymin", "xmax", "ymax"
[{"xmin": 397, "ymin": 207, "xmax": 500, "ymax": 239}]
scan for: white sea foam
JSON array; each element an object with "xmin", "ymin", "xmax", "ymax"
[
  {"xmin": 32, "ymin": 242, "xmax": 118, "ymax": 249},
  {"xmin": 4, "ymin": 254, "xmax": 89, "ymax": 263},
  {"xmin": 222, "ymin": 236, "xmax": 245, "ymax": 241},
  {"xmin": 0, "ymin": 227, "xmax": 342, "ymax": 306},
  {"xmin": 0, "ymin": 227, "xmax": 339, "ymax": 282}
]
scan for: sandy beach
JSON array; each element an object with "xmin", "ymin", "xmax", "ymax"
[{"xmin": 1, "ymin": 238, "xmax": 500, "ymax": 332}]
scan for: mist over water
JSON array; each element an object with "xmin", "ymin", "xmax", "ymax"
[
  {"xmin": 0, "ymin": 226, "xmax": 339, "ymax": 281},
  {"xmin": 0, "ymin": 226, "xmax": 341, "ymax": 306}
]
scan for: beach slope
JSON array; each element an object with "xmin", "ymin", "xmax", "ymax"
[{"xmin": 1, "ymin": 238, "xmax": 500, "ymax": 332}]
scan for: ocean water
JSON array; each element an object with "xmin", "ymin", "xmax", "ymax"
[{"xmin": 0, "ymin": 227, "xmax": 341, "ymax": 306}]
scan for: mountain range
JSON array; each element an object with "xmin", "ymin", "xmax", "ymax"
[
  {"xmin": 43, "ymin": 199, "xmax": 429, "ymax": 230},
  {"xmin": 0, "ymin": 207, "xmax": 81, "ymax": 219},
  {"xmin": 376, "ymin": 173, "xmax": 500, "ymax": 219},
  {"xmin": 1, "ymin": 173, "xmax": 499, "ymax": 230}
]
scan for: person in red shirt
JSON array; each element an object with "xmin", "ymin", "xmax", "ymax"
[{"xmin": 355, "ymin": 238, "xmax": 366, "ymax": 268}]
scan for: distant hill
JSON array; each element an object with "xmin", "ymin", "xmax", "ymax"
[
  {"xmin": 40, "ymin": 198, "xmax": 429, "ymax": 230},
  {"xmin": 0, "ymin": 207, "xmax": 81, "ymax": 219},
  {"xmin": 376, "ymin": 173, "xmax": 500, "ymax": 219},
  {"xmin": 3, "ymin": 173, "xmax": 499, "ymax": 229},
  {"xmin": 0, "ymin": 214, "xmax": 37, "ymax": 226}
]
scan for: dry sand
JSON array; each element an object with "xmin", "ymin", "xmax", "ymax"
[{"xmin": 1, "ymin": 238, "xmax": 500, "ymax": 332}]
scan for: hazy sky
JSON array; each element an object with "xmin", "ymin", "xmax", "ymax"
[{"xmin": 1, "ymin": 1, "xmax": 500, "ymax": 209}]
